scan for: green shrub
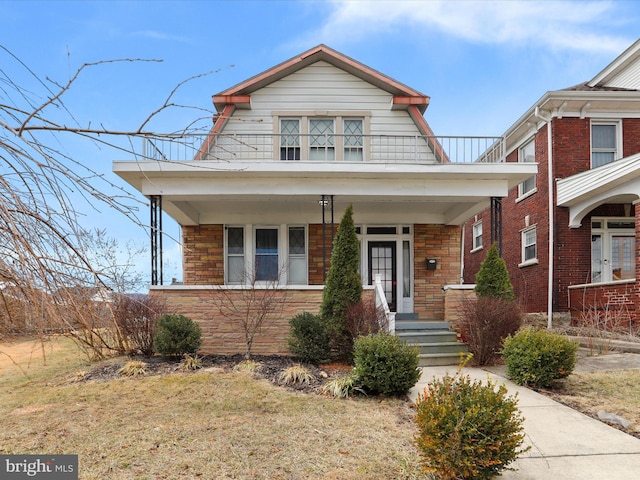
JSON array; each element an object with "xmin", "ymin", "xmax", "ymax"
[
  {"xmin": 460, "ymin": 296, "xmax": 522, "ymax": 365},
  {"xmin": 353, "ymin": 333, "xmax": 420, "ymax": 396},
  {"xmin": 502, "ymin": 327, "xmax": 578, "ymax": 388},
  {"xmin": 414, "ymin": 371, "xmax": 529, "ymax": 480},
  {"xmin": 475, "ymin": 243, "xmax": 514, "ymax": 300},
  {"xmin": 288, "ymin": 312, "xmax": 331, "ymax": 364},
  {"xmin": 319, "ymin": 205, "xmax": 362, "ymax": 360},
  {"xmin": 153, "ymin": 314, "xmax": 202, "ymax": 357}
]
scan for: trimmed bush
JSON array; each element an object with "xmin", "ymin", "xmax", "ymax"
[
  {"xmin": 288, "ymin": 312, "xmax": 331, "ymax": 364},
  {"xmin": 459, "ymin": 296, "xmax": 522, "ymax": 365},
  {"xmin": 153, "ymin": 314, "xmax": 202, "ymax": 357},
  {"xmin": 475, "ymin": 243, "xmax": 514, "ymax": 300},
  {"xmin": 502, "ymin": 327, "xmax": 578, "ymax": 388},
  {"xmin": 353, "ymin": 333, "xmax": 420, "ymax": 396},
  {"xmin": 415, "ymin": 372, "xmax": 528, "ymax": 480}
]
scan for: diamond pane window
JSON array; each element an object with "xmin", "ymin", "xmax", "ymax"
[
  {"xmin": 227, "ymin": 227, "xmax": 245, "ymax": 283},
  {"xmin": 344, "ymin": 119, "xmax": 363, "ymax": 161},
  {"xmin": 309, "ymin": 119, "xmax": 335, "ymax": 160},
  {"xmin": 280, "ymin": 119, "xmax": 300, "ymax": 161},
  {"xmin": 288, "ymin": 226, "xmax": 306, "ymax": 284}
]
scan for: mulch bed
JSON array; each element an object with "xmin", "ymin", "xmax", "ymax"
[{"xmin": 81, "ymin": 354, "xmax": 355, "ymax": 396}]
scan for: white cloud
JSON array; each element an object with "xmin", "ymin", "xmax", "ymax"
[
  {"xmin": 130, "ymin": 30, "xmax": 192, "ymax": 44},
  {"xmin": 316, "ymin": 0, "xmax": 633, "ymax": 54}
]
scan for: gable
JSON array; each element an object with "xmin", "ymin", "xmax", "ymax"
[{"xmin": 218, "ymin": 61, "xmax": 426, "ymax": 137}]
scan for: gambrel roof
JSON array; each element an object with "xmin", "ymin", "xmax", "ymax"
[{"xmin": 213, "ymin": 44, "xmax": 430, "ymax": 114}]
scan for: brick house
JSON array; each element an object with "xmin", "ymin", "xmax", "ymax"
[
  {"xmin": 462, "ymin": 39, "xmax": 640, "ymax": 327},
  {"xmin": 114, "ymin": 45, "xmax": 533, "ymax": 355}
]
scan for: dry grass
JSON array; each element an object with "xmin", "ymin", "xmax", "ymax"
[
  {"xmin": 0, "ymin": 337, "xmax": 425, "ymax": 479},
  {"xmin": 549, "ymin": 370, "xmax": 640, "ymax": 437}
]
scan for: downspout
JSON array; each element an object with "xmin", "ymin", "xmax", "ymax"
[
  {"xmin": 460, "ymin": 223, "xmax": 466, "ymax": 284},
  {"xmin": 534, "ymin": 106, "xmax": 554, "ymax": 330}
]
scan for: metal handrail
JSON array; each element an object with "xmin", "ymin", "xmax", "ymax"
[{"xmin": 139, "ymin": 133, "xmax": 505, "ymax": 164}]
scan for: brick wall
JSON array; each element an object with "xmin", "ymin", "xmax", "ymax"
[
  {"xmin": 413, "ymin": 224, "xmax": 461, "ymax": 320},
  {"xmin": 443, "ymin": 286, "xmax": 476, "ymax": 335},
  {"xmin": 308, "ymin": 223, "xmax": 337, "ymax": 285},
  {"xmin": 568, "ymin": 281, "xmax": 635, "ymax": 328},
  {"xmin": 623, "ymin": 118, "xmax": 640, "ymax": 156},
  {"xmin": 150, "ymin": 287, "xmax": 375, "ymax": 355}
]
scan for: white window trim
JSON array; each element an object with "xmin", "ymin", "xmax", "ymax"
[
  {"xmin": 471, "ymin": 221, "xmax": 483, "ymax": 252},
  {"xmin": 273, "ymin": 111, "xmax": 371, "ymax": 161},
  {"xmin": 517, "ymin": 137, "xmax": 536, "ymax": 200},
  {"xmin": 225, "ymin": 224, "xmax": 308, "ymax": 285},
  {"xmin": 591, "ymin": 217, "xmax": 635, "ymax": 283},
  {"xmin": 519, "ymin": 225, "xmax": 537, "ymax": 267},
  {"xmin": 590, "ymin": 119, "xmax": 622, "ymax": 169}
]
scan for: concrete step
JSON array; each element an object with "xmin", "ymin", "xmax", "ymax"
[
  {"xmin": 397, "ymin": 330, "xmax": 459, "ymax": 344},
  {"xmin": 411, "ymin": 341, "xmax": 469, "ymax": 355},
  {"xmin": 395, "ymin": 320, "xmax": 451, "ymax": 331},
  {"xmin": 418, "ymin": 352, "xmax": 470, "ymax": 367}
]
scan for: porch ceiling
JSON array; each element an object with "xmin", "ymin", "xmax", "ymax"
[
  {"xmin": 113, "ymin": 160, "xmax": 536, "ymax": 226},
  {"xmin": 557, "ymin": 153, "xmax": 640, "ymax": 227}
]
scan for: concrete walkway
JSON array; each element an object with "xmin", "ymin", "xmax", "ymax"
[{"xmin": 409, "ymin": 354, "xmax": 640, "ymax": 479}]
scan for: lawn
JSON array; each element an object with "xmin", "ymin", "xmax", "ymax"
[{"xmin": 0, "ymin": 337, "xmax": 425, "ymax": 480}]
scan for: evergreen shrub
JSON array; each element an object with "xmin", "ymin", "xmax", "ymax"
[
  {"xmin": 502, "ymin": 327, "xmax": 578, "ymax": 388},
  {"xmin": 153, "ymin": 314, "xmax": 202, "ymax": 356},
  {"xmin": 414, "ymin": 371, "xmax": 529, "ymax": 480},
  {"xmin": 353, "ymin": 333, "xmax": 420, "ymax": 396},
  {"xmin": 288, "ymin": 312, "xmax": 330, "ymax": 364}
]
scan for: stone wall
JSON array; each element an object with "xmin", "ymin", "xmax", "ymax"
[{"xmin": 150, "ymin": 286, "xmax": 375, "ymax": 356}]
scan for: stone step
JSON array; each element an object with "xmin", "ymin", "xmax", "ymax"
[
  {"xmin": 395, "ymin": 320, "xmax": 451, "ymax": 331},
  {"xmin": 411, "ymin": 341, "xmax": 469, "ymax": 355},
  {"xmin": 418, "ymin": 352, "xmax": 470, "ymax": 367},
  {"xmin": 397, "ymin": 330, "xmax": 459, "ymax": 344}
]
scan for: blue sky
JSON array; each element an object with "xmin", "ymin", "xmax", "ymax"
[{"xmin": 2, "ymin": 0, "xmax": 639, "ymax": 286}]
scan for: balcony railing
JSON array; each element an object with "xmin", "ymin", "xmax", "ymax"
[{"xmin": 138, "ymin": 133, "xmax": 505, "ymax": 164}]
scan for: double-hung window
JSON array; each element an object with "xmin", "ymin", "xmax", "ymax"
[
  {"xmin": 472, "ymin": 221, "xmax": 483, "ymax": 250},
  {"xmin": 521, "ymin": 226, "xmax": 537, "ymax": 264},
  {"xmin": 591, "ymin": 122, "xmax": 619, "ymax": 168},
  {"xmin": 280, "ymin": 119, "xmax": 301, "ymax": 161},
  {"xmin": 226, "ymin": 227, "xmax": 245, "ymax": 283},
  {"xmin": 518, "ymin": 139, "xmax": 536, "ymax": 197},
  {"xmin": 343, "ymin": 119, "xmax": 363, "ymax": 161},
  {"xmin": 309, "ymin": 118, "xmax": 335, "ymax": 160},
  {"xmin": 255, "ymin": 228, "xmax": 279, "ymax": 281}
]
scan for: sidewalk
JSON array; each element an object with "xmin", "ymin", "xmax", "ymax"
[{"xmin": 409, "ymin": 356, "xmax": 640, "ymax": 479}]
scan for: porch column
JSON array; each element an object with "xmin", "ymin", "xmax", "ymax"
[
  {"xmin": 490, "ymin": 197, "xmax": 503, "ymax": 255},
  {"xmin": 150, "ymin": 195, "xmax": 163, "ymax": 286},
  {"xmin": 635, "ymin": 200, "xmax": 640, "ymax": 325}
]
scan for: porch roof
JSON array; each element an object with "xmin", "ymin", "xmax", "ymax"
[
  {"xmin": 113, "ymin": 160, "xmax": 536, "ymax": 226},
  {"xmin": 556, "ymin": 152, "xmax": 640, "ymax": 227}
]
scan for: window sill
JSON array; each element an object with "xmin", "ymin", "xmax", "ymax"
[
  {"xmin": 470, "ymin": 246, "xmax": 483, "ymax": 254},
  {"xmin": 518, "ymin": 258, "xmax": 539, "ymax": 268},
  {"xmin": 516, "ymin": 188, "xmax": 537, "ymax": 203}
]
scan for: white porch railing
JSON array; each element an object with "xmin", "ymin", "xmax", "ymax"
[
  {"xmin": 374, "ymin": 273, "xmax": 396, "ymax": 334},
  {"xmin": 138, "ymin": 133, "xmax": 505, "ymax": 164}
]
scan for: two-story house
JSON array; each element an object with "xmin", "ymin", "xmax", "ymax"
[
  {"xmin": 463, "ymin": 39, "xmax": 640, "ymax": 328},
  {"xmin": 114, "ymin": 45, "xmax": 534, "ymax": 355}
]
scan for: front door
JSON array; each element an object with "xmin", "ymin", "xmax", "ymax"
[{"xmin": 368, "ymin": 241, "xmax": 397, "ymax": 311}]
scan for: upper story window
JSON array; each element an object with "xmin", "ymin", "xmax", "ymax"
[
  {"xmin": 276, "ymin": 113, "xmax": 367, "ymax": 161},
  {"xmin": 309, "ymin": 118, "xmax": 335, "ymax": 160},
  {"xmin": 591, "ymin": 121, "xmax": 620, "ymax": 168},
  {"xmin": 343, "ymin": 119, "xmax": 363, "ymax": 161},
  {"xmin": 472, "ymin": 221, "xmax": 483, "ymax": 251},
  {"xmin": 518, "ymin": 138, "xmax": 536, "ymax": 197},
  {"xmin": 280, "ymin": 119, "xmax": 300, "ymax": 161}
]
